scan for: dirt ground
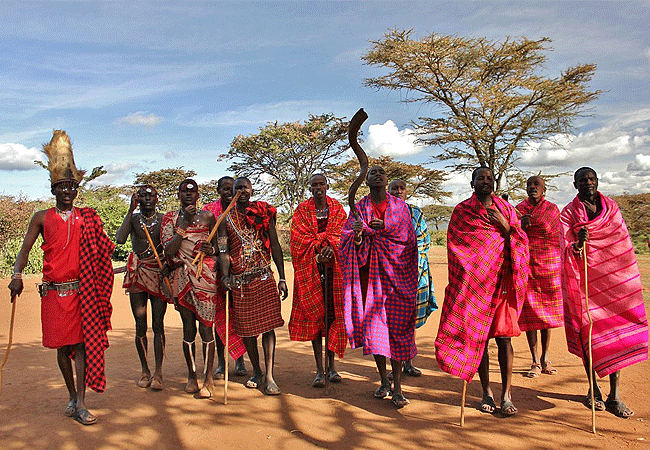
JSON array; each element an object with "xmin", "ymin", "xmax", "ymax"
[{"xmin": 1, "ymin": 247, "xmax": 649, "ymax": 450}]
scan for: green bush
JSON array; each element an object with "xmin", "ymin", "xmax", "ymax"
[
  {"xmin": 431, "ymin": 230, "xmax": 447, "ymax": 246},
  {"xmin": 0, "ymin": 236, "xmax": 43, "ymax": 276}
]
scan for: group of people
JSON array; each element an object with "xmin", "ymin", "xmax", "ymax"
[{"xmin": 7, "ymin": 130, "xmax": 648, "ymax": 427}]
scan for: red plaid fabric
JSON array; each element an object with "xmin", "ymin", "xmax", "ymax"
[
  {"xmin": 289, "ymin": 196, "xmax": 347, "ymax": 357},
  {"xmin": 226, "ymin": 207, "xmax": 283, "ymax": 337},
  {"xmin": 203, "ymin": 201, "xmax": 246, "ymax": 359},
  {"xmin": 79, "ymin": 208, "xmax": 115, "ymax": 393},
  {"xmin": 340, "ymin": 194, "xmax": 418, "ymax": 362},
  {"xmin": 515, "ymin": 197, "xmax": 563, "ymax": 331},
  {"xmin": 435, "ymin": 194, "xmax": 529, "ymax": 382},
  {"xmin": 123, "ymin": 252, "xmax": 167, "ymax": 299},
  {"xmin": 561, "ymin": 194, "xmax": 648, "ymax": 377}
]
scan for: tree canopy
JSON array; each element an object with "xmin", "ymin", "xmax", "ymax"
[
  {"xmin": 220, "ymin": 113, "xmax": 350, "ymax": 218},
  {"xmin": 328, "ymin": 155, "xmax": 449, "ymax": 203},
  {"xmin": 133, "ymin": 167, "xmax": 198, "ymax": 212},
  {"xmin": 363, "ymin": 30, "xmax": 601, "ymax": 192}
]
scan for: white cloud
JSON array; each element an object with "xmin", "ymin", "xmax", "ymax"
[
  {"xmin": 365, "ymin": 121, "xmax": 424, "ymax": 157},
  {"xmin": 0, "ymin": 143, "xmax": 44, "ymax": 170},
  {"xmin": 117, "ymin": 112, "xmax": 164, "ymax": 127}
]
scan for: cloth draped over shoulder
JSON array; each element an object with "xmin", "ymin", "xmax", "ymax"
[
  {"xmin": 289, "ymin": 196, "xmax": 347, "ymax": 357},
  {"xmin": 560, "ymin": 194, "xmax": 648, "ymax": 377},
  {"xmin": 340, "ymin": 194, "xmax": 418, "ymax": 362},
  {"xmin": 202, "ymin": 201, "xmax": 246, "ymax": 359},
  {"xmin": 409, "ymin": 204, "xmax": 437, "ymax": 328},
  {"xmin": 79, "ymin": 207, "xmax": 115, "ymax": 393},
  {"xmin": 161, "ymin": 211, "xmax": 218, "ymax": 327},
  {"xmin": 515, "ymin": 197, "xmax": 563, "ymax": 331},
  {"xmin": 435, "ymin": 194, "xmax": 529, "ymax": 382}
]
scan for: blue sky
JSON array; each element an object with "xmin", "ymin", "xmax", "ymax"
[{"xmin": 1, "ymin": 1, "xmax": 649, "ymax": 207}]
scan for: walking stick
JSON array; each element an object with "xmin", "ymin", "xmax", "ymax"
[
  {"xmin": 0, "ymin": 294, "xmax": 17, "ymax": 398},
  {"xmin": 224, "ymin": 290, "xmax": 230, "ymax": 405},
  {"xmin": 141, "ymin": 220, "xmax": 173, "ymax": 295},
  {"xmin": 321, "ymin": 260, "xmax": 330, "ymax": 390},
  {"xmin": 193, "ymin": 191, "xmax": 242, "ymax": 278},
  {"xmin": 583, "ymin": 241, "xmax": 596, "ymax": 434},
  {"xmin": 460, "ymin": 380, "xmax": 467, "ymax": 427}
]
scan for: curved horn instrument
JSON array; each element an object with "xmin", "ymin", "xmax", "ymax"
[{"xmin": 347, "ymin": 108, "xmax": 369, "ymax": 221}]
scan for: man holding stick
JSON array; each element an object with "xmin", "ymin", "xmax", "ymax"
[
  {"xmin": 116, "ymin": 184, "xmax": 168, "ymax": 390},
  {"xmin": 340, "ymin": 165, "xmax": 418, "ymax": 409},
  {"xmin": 435, "ymin": 166, "xmax": 529, "ymax": 417},
  {"xmin": 560, "ymin": 167, "xmax": 648, "ymax": 418},
  {"xmin": 8, "ymin": 130, "xmax": 114, "ymax": 425},
  {"xmin": 289, "ymin": 174, "xmax": 347, "ymax": 388},
  {"xmin": 161, "ymin": 179, "xmax": 218, "ymax": 398},
  {"xmin": 203, "ymin": 176, "xmax": 248, "ymax": 380},
  {"xmin": 515, "ymin": 176, "xmax": 564, "ymax": 378},
  {"xmin": 217, "ymin": 177, "xmax": 288, "ymax": 395}
]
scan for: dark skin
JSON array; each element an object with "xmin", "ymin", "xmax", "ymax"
[
  {"xmin": 164, "ymin": 181, "xmax": 218, "ymax": 397},
  {"xmin": 470, "ymin": 168, "xmax": 516, "ymax": 415},
  {"xmin": 115, "ymin": 186, "xmax": 168, "ymax": 389},
  {"xmin": 217, "ymin": 178, "xmax": 287, "ymax": 394},
  {"xmin": 305, "ymin": 175, "xmax": 338, "ymax": 385},
  {"xmin": 353, "ymin": 166, "xmax": 408, "ymax": 406},
  {"xmin": 520, "ymin": 177, "xmax": 555, "ymax": 375},
  {"xmin": 387, "ymin": 179, "xmax": 421, "ymax": 378},
  {"xmin": 8, "ymin": 180, "xmax": 94, "ymax": 422},
  {"xmin": 209, "ymin": 177, "xmax": 247, "ymax": 379},
  {"xmin": 571, "ymin": 168, "xmax": 631, "ymax": 417}
]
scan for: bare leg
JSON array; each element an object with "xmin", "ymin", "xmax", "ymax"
[
  {"xmin": 130, "ymin": 292, "xmax": 151, "ymax": 386},
  {"xmin": 478, "ymin": 341, "xmax": 496, "ymax": 413},
  {"xmin": 57, "ymin": 346, "xmax": 76, "ymax": 411},
  {"xmin": 150, "ymin": 296, "xmax": 167, "ymax": 388},
  {"xmin": 262, "ymin": 330, "xmax": 280, "ymax": 394},
  {"xmin": 71, "ymin": 343, "xmax": 96, "ymax": 424},
  {"xmin": 179, "ymin": 305, "xmax": 199, "ymax": 393},
  {"xmin": 373, "ymin": 355, "xmax": 391, "ymax": 398},
  {"xmin": 243, "ymin": 336, "xmax": 264, "ymax": 388},
  {"xmin": 197, "ymin": 323, "xmax": 215, "ymax": 398},
  {"xmin": 391, "ymin": 358, "xmax": 409, "ymax": 407},
  {"xmin": 214, "ymin": 331, "xmax": 226, "ymax": 379},
  {"xmin": 539, "ymin": 329, "xmax": 557, "ymax": 374},
  {"xmin": 526, "ymin": 330, "xmax": 539, "ymax": 365},
  {"xmin": 496, "ymin": 337, "xmax": 516, "ymax": 415},
  {"xmin": 606, "ymin": 370, "xmax": 633, "ymax": 417}
]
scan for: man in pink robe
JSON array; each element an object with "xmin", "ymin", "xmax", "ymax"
[
  {"xmin": 515, "ymin": 176, "xmax": 563, "ymax": 378},
  {"xmin": 435, "ymin": 167, "xmax": 529, "ymax": 416},
  {"xmin": 561, "ymin": 167, "xmax": 648, "ymax": 418}
]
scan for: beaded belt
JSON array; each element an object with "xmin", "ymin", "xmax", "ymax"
[{"xmin": 233, "ymin": 266, "xmax": 272, "ymax": 286}]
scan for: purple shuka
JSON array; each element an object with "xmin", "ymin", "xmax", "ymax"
[{"xmin": 340, "ymin": 194, "xmax": 418, "ymax": 361}]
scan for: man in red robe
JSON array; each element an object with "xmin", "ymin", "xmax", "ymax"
[
  {"xmin": 9, "ymin": 130, "xmax": 114, "ymax": 425},
  {"xmin": 289, "ymin": 174, "xmax": 347, "ymax": 387}
]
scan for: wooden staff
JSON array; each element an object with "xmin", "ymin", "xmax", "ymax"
[
  {"xmin": 0, "ymin": 294, "xmax": 17, "ymax": 398},
  {"xmin": 322, "ymin": 259, "xmax": 330, "ymax": 390},
  {"xmin": 460, "ymin": 380, "xmax": 467, "ymax": 427},
  {"xmin": 193, "ymin": 191, "xmax": 242, "ymax": 278},
  {"xmin": 141, "ymin": 220, "xmax": 173, "ymax": 295},
  {"xmin": 224, "ymin": 290, "xmax": 230, "ymax": 405},
  {"xmin": 583, "ymin": 241, "xmax": 596, "ymax": 434}
]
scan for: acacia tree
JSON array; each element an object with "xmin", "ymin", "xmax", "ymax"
[
  {"xmin": 133, "ymin": 167, "xmax": 197, "ymax": 212},
  {"xmin": 221, "ymin": 113, "xmax": 350, "ymax": 219},
  {"xmin": 329, "ymin": 155, "xmax": 449, "ymax": 203},
  {"xmin": 363, "ymin": 30, "xmax": 601, "ymax": 192}
]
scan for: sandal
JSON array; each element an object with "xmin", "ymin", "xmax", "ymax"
[
  {"xmin": 526, "ymin": 363, "xmax": 542, "ymax": 378},
  {"xmin": 64, "ymin": 399, "xmax": 76, "ymax": 417},
  {"xmin": 479, "ymin": 395, "xmax": 496, "ymax": 413},
  {"xmin": 245, "ymin": 373, "xmax": 264, "ymax": 389},
  {"xmin": 605, "ymin": 397, "xmax": 634, "ymax": 418},
  {"xmin": 150, "ymin": 375, "xmax": 163, "ymax": 391},
  {"xmin": 391, "ymin": 392, "xmax": 410, "ymax": 409},
  {"xmin": 327, "ymin": 370, "xmax": 342, "ymax": 383},
  {"xmin": 74, "ymin": 408, "xmax": 98, "ymax": 426},
  {"xmin": 264, "ymin": 380, "xmax": 281, "ymax": 395},
  {"xmin": 137, "ymin": 373, "xmax": 152, "ymax": 388},
  {"xmin": 584, "ymin": 394, "xmax": 605, "ymax": 411},
  {"xmin": 541, "ymin": 361, "xmax": 558, "ymax": 375},
  {"xmin": 374, "ymin": 383, "xmax": 392, "ymax": 399},
  {"xmin": 403, "ymin": 363, "xmax": 422, "ymax": 377},
  {"xmin": 500, "ymin": 400, "xmax": 518, "ymax": 416},
  {"xmin": 312, "ymin": 373, "xmax": 326, "ymax": 388}
]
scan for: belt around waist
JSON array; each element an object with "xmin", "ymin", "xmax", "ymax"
[
  {"xmin": 233, "ymin": 266, "xmax": 272, "ymax": 286},
  {"xmin": 39, "ymin": 280, "xmax": 80, "ymax": 297}
]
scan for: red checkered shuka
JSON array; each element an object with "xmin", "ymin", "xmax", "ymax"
[
  {"xmin": 515, "ymin": 197, "xmax": 563, "ymax": 331},
  {"xmin": 78, "ymin": 208, "xmax": 115, "ymax": 393},
  {"xmin": 435, "ymin": 194, "xmax": 529, "ymax": 382},
  {"xmin": 289, "ymin": 196, "xmax": 347, "ymax": 357}
]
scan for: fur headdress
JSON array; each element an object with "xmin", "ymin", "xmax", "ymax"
[{"xmin": 42, "ymin": 130, "xmax": 85, "ymax": 186}]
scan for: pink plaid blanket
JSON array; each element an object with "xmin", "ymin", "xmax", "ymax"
[
  {"xmin": 561, "ymin": 194, "xmax": 648, "ymax": 377},
  {"xmin": 435, "ymin": 194, "xmax": 529, "ymax": 382},
  {"xmin": 515, "ymin": 197, "xmax": 563, "ymax": 331}
]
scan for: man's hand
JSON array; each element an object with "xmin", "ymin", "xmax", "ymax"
[
  {"xmin": 8, "ymin": 279, "xmax": 23, "ymax": 299},
  {"xmin": 520, "ymin": 214, "xmax": 531, "ymax": 228},
  {"xmin": 317, "ymin": 245, "xmax": 334, "ymax": 263},
  {"xmin": 487, "ymin": 207, "xmax": 510, "ymax": 235},
  {"xmin": 199, "ymin": 240, "xmax": 214, "ymax": 256},
  {"xmin": 577, "ymin": 226, "xmax": 589, "ymax": 247},
  {"xmin": 368, "ymin": 218, "xmax": 385, "ymax": 230},
  {"xmin": 129, "ymin": 193, "xmax": 139, "ymax": 213},
  {"xmin": 221, "ymin": 274, "xmax": 234, "ymax": 291},
  {"xmin": 179, "ymin": 205, "xmax": 197, "ymax": 226},
  {"xmin": 352, "ymin": 219, "xmax": 363, "ymax": 236},
  {"xmin": 278, "ymin": 280, "xmax": 288, "ymax": 300}
]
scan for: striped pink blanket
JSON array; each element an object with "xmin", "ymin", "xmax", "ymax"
[
  {"xmin": 435, "ymin": 194, "xmax": 529, "ymax": 382},
  {"xmin": 515, "ymin": 197, "xmax": 564, "ymax": 331},
  {"xmin": 561, "ymin": 194, "xmax": 648, "ymax": 377}
]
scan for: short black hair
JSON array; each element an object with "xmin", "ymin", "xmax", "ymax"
[
  {"xmin": 471, "ymin": 166, "xmax": 492, "ymax": 182},
  {"xmin": 574, "ymin": 167, "xmax": 597, "ymax": 181},
  {"xmin": 217, "ymin": 176, "xmax": 234, "ymax": 189},
  {"xmin": 178, "ymin": 178, "xmax": 198, "ymax": 191}
]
